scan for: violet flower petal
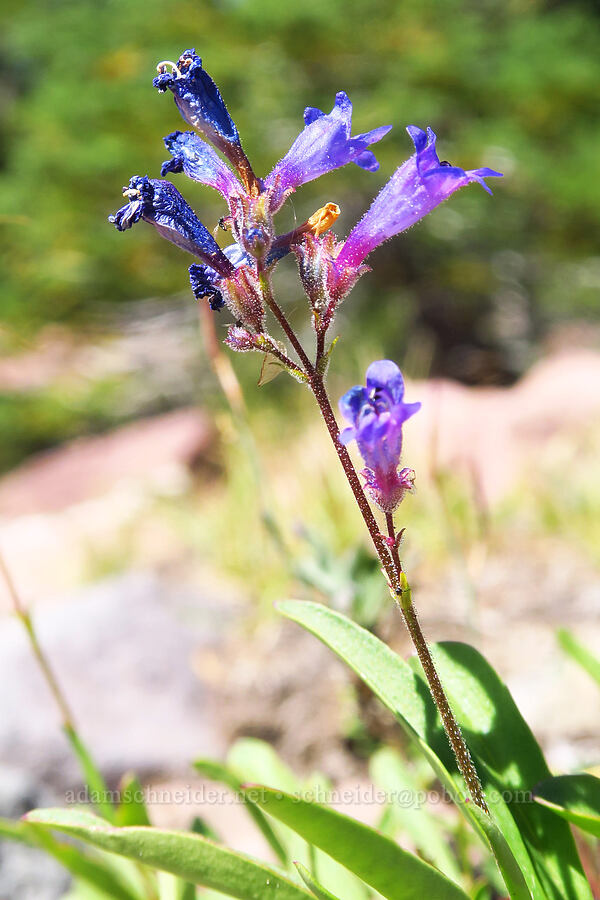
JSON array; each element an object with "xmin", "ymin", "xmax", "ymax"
[
  {"xmin": 336, "ymin": 125, "xmax": 502, "ymax": 269},
  {"xmin": 265, "ymin": 91, "xmax": 391, "ymax": 212},
  {"xmin": 338, "ymin": 360, "xmax": 421, "ymax": 512}
]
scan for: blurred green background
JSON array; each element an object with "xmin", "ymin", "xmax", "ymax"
[{"xmin": 1, "ymin": 0, "xmax": 599, "ymax": 472}]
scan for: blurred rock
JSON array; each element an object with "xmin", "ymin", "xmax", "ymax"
[
  {"xmin": 0, "ymin": 836, "xmax": 70, "ymax": 900},
  {"xmin": 0, "ymin": 572, "xmax": 231, "ymax": 792},
  {"xmin": 0, "ymin": 407, "xmax": 214, "ymax": 516},
  {"xmin": 0, "ymin": 767, "xmax": 69, "ymax": 900},
  {"xmin": 408, "ymin": 349, "xmax": 600, "ymax": 503}
]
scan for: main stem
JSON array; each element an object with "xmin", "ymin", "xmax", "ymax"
[
  {"xmin": 258, "ymin": 278, "xmax": 487, "ymax": 811},
  {"xmin": 385, "ymin": 514, "xmax": 489, "ymax": 812}
]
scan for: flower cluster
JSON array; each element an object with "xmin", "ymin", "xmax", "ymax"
[
  {"xmin": 110, "ymin": 48, "xmax": 501, "ymax": 515},
  {"xmin": 339, "ymin": 361, "xmax": 420, "ymax": 512},
  {"xmin": 110, "ymin": 48, "xmax": 500, "ymax": 341}
]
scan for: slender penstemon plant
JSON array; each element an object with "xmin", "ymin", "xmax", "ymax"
[
  {"xmin": 21, "ymin": 49, "xmax": 598, "ymax": 900},
  {"xmin": 108, "ymin": 48, "xmax": 500, "ymax": 810}
]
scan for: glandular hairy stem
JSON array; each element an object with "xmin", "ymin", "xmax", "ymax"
[
  {"xmin": 396, "ymin": 573, "xmax": 488, "ymax": 813},
  {"xmin": 253, "ymin": 280, "xmax": 487, "ymax": 811}
]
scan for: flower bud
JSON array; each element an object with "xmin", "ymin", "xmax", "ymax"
[
  {"xmin": 220, "ymin": 265, "xmax": 265, "ymax": 331},
  {"xmin": 229, "ymin": 194, "xmax": 274, "ymax": 261}
]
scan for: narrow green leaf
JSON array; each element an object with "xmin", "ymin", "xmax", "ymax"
[
  {"xmin": 369, "ymin": 747, "xmax": 462, "ymax": 883},
  {"xmin": 557, "ymin": 629, "xmax": 600, "ymax": 688},
  {"xmin": 420, "ymin": 642, "xmax": 593, "ymax": 900},
  {"xmin": 194, "ymin": 757, "xmax": 288, "ymax": 865},
  {"xmin": 224, "ymin": 740, "xmax": 368, "ymax": 900},
  {"xmin": 190, "ymin": 816, "xmax": 221, "ymax": 843},
  {"xmin": 64, "ymin": 724, "xmax": 115, "ymax": 823},
  {"xmin": 227, "ymin": 738, "xmax": 298, "ymax": 793},
  {"xmin": 534, "ymin": 774, "xmax": 600, "ymax": 838},
  {"xmin": 277, "ymin": 600, "xmax": 532, "ymax": 900},
  {"xmin": 0, "ymin": 817, "xmax": 141, "ymax": 900},
  {"xmin": 224, "ymin": 738, "xmax": 313, "ymax": 872},
  {"xmin": 24, "ymin": 807, "xmax": 314, "ymax": 900},
  {"xmin": 0, "ymin": 816, "xmax": 34, "ymax": 846},
  {"xmin": 31, "ymin": 826, "xmax": 145, "ymax": 900},
  {"xmin": 115, "ymin": 773, "xmax": 151, "ymax": 827},
  {"xmin": 294, "ymin": 862, "xmax": 343, "ymax": 900},
  {"xmin": 248, "ymin": 786, "xmax": 470, "ymax": 899}
]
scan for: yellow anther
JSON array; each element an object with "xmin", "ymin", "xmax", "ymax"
[
  {"xmin": 304, "ymin": 202, "xmax": 340, "ymax": 236},
  {"xmin": 156, "ymin": 60, "xmax": 182, "ymax": 78},
  {"xmin": 123, "ymin": 188, "xmax": 141, "ymax": 200}
]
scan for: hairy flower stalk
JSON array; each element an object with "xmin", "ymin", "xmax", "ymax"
[{"xmin": 110, "ymin": 48, "xmax": 502, "ymax": 813}]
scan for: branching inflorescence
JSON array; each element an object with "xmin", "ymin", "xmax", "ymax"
[{"xmin": 110, "ymin": 48, "xmax": 501, "ymax": 811}]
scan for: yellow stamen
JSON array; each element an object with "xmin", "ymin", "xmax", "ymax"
[
  {"xmin": 123, "ymin": 188, "xmax": 141, "ymax": 200},
  {"xmin": 304, "ymin": 202, "xmax": 340, "ymax": 236},
  {"xmin": 156, "ymin": 60, "xmax": 182, "ymax": 78}
]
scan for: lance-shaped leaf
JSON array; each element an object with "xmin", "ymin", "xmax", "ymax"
[
  {"xmin": 193, "ymin": 757, "xmax": 288, "ymax": 865},
  {"xmin": 415, "ymin": 642, "xmax": 593, "ymax": 900},
  {"xmin": 294, "ymin": 861, "xmax": 344, "ymax": 900},
  {"xmin": 277, "ymin": 599, "xmax": 534, "ymax": 900},
  {"xmin": 0, "ymin": 816, "xmax": 141, "ymax": 900},
  {"xmin": 534, "ymin": 774, "xmax": 600, "ymax": 838},
  {"xmin": 369, "ymin": 747, "xmax": 462, "ymax": 883},
  {"xmin": 23, "ymin": 808, "xmax": 314, "ymax": 900},
  {"xmin": 247, "ymin": 785, "xmax": 469, "ymax": 899}
]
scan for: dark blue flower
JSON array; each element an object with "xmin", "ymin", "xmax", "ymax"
[
  {"xmin": 188, "ymin": 243, "xmax": 251, "ymax": 311},
  {"xmin": 154, "ymin": 50, "xmax": 259, "ymax": 195},
  {"xmin": 189, "ymin": 264, "xmax": 225, "ymax": 310},
  {"xmin": 154, "ymin": 50, "xmax": 240, "ymax": 152},
  {"xmin": 109, "ymin": 176, "xmax": 234, "ymax": 276},
  {"xmin": 265, "ymin": 92, "xmax": 391, "ymax": 212},
  {"xmin": 339, "ymin": 360, "xmax": 420, "ymax": 512},
  {"xmin": 161, "ymin": 131, "xmax": 243, "ymax": 200},
  {"xmin": 336, "ymin": 126, "xmax": 502, "ymax": 270}
]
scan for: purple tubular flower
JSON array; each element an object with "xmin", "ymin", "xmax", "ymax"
[
  {"xmin": 336, "ymin": 126, "xmax": 502, "ymax": 270},
  {"xmin": 265, "ymin": 92, "xmax": 391, "ymax": 212},
  {"xmin": 109, "ymin": 176, "xmax": 234, "ymax": 276},
  {"xmin": 153, "ymin": 50, "xmax": 240, "ymax": 156},
  {"xmin": 339, "ymin": 360, "xmax": 420, "ymax": 512},
  {"xmin": 161, "ymin": 131, "xmax": 243, "ymax": 200}
]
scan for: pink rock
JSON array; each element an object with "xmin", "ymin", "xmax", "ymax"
[
  {"xmin": 408, "ymin": 350, "xmax": 600, "ymax": 504},
  {"xmin": 0, "ymin": 408, "xmax": 214, "ymax": 516}
]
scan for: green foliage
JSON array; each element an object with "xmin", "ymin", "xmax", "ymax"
[
  {"xmin": 193, "ymin": 756, "xmax": 289, "ymax": 867},
  {"xmin": 414, "ymin": 642, "xmax": 592, "ymax": 900},
  {"xmin": 0, "ymin": 816, "xmax": 143, "ymax": 900},
  {"xmin": 198, "ymin": 738, "xmax": 371, "ymax": 900},
  {"xmin": 534, "ymin": 774, "xmax": 600, "ymax": 839},
  {"xmin": 294, "ymin": 862, "xmax": 343, "ymax": 900},
  {"xmin": 278, "ymin": 598, "xmax": 593, "ymax": 900},
  {"xmin": 557, "ymin": 629, "xmax": 600, "ymax": 688},
  {"xmin": 2, "ymin": 0, "xmax": 600, "ymax": 382},
  {"xmin": 24, "ymin": 807, "xmax": 315, "ymax": 900},
  {"xmin": 249, "ymin": 786, "xmax": 470, "ymax": 899},
  {"xmin": 369, "ymin": 746, "xmax": 463, "ymax": 882}
]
